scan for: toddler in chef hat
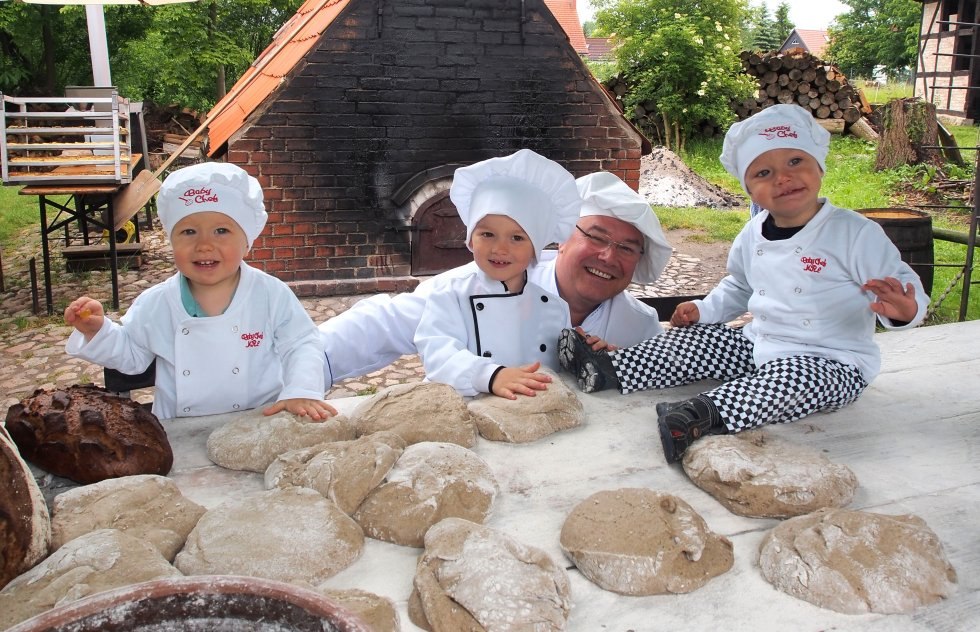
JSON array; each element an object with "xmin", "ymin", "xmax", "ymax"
[
  {"xmin": 559, "ymin": 103, "xmax": 926, "ymax": 464},
  {"xmin": 65, "ymin": 162, "xmax": 336, "ymax": 422},
  {"xmin": 414, "ymin": 148, "xmax": 582, "ymax": 399}
]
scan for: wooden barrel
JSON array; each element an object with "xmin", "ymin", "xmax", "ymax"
[{"xmin": 857, "ymin": 208, "xmax": 934, "ymax": 296}]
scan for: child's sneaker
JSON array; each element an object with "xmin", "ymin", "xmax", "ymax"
[
  {"xmin": 557, "ymin": 329, "xmax": 620, "ymax": 393},
  {"xmin": 656, "ymin": 395, "xmax": 724, "ymax": 463}
]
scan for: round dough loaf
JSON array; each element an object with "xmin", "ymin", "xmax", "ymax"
[
  {"xmin": 682, "ymin": 431, "xmax": 858, "ymax": 518},
  {"xmin": 560, "ymin": 488, "xmax": 734, "ymax": 595},
  {"xmin": 265, "ymin": 431, "xmax": 406, "ymax": 515},
  {"xmin": 760, "ymin": 508, "xmax": 958, "ymax": 614},
  {"xmin": 353, "ymin": 442, "xmax": 498, "ymax": 547},
  {"xmin": 409, "ymin": 517, "xmax": 570, "ymax": 631},
  {"xmin": 0, "ymin": 426, "xmax": 50, "ymax": 590},
  {"xmin": 4, "ymin": 385, "xmax": 173, "ymax": 484},
  {"xmin": 207, "ymin": 410, "xmax": 355, "ymax": 472},
  {"xmin": 174, "ymin": 486, "xmax": 363, "ymax": 583},
  {"xmin": 50, "ymin": 474, "xmax": 206, "ymax": 561},
  {"xmin": 467, "ymin": 368, "xmax": 585, "ymax": 443},
  {"xmin": 350, "ymin": 382, "xmax": 476, "ymax": 448}
]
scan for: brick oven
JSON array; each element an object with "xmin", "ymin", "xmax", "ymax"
[{"xmin": 207, "ymin": 0, "xmax": 649, "ymax": 296}]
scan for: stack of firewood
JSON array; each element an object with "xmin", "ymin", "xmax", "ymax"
[{"xmin": 737, "ymin": 49, "xmax": 865, "ymax": 125}]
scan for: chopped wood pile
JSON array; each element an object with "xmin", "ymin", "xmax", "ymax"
[{"xmin": 737, "ymin": 49, "xmax": 866, "ymax": 125}]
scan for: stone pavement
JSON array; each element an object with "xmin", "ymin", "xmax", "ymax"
[{"xmin": 0, "ymin": 222, "xmax": 726, "ymax": 414}]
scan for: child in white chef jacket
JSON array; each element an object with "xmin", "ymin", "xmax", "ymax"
[
  {"xmin": 559, "ymin": 104, "xmax": 928, "ymax": 462},
  {"xmin": 414, "ymin": 149, "xmax": 581, "ymax": 399},
  {"xmin": 65, "ymin": 162, "xmax": 336, "ymax": 421}
]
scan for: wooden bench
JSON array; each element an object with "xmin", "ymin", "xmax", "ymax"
[{"xmin": 62, "ymin": 242, "xmax": 143, "ymax": 272}]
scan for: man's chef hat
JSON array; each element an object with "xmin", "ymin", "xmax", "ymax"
[
  {"xmin": 576, "ymin": 171, "xmax": 673, "ymax": 285},
  {"xmin": 719, "ymin": 103, "xmax": 830, "ymax": 193},
  {"xmin": 158, "ymin": 162, "xmax": 268, "ymax": 248},
  {"xmin": 450, "ymin": 149, "xmax": 580, "ymax": 258}
]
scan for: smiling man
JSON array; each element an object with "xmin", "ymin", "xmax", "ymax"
[{"xmin": 318, "ymin": 170, "xmax": 673, "ymax": 388}]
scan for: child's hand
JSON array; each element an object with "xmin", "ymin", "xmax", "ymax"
[
  {"xmin": 490, "ymin": 362, "xmax": 552, "ymax": 400},
  {"xmin": 670, "ymin": 302, "xmax": 701, "ymax": 327},
  {"xmin": 573, "ymin": 326, "xmax": 618, "ymax": 352},
  {"xmin": 263, "ymin": 398, "xmax": 339, "ymax": 421},
  {"xmin": 65, "ymin": 297, "xmax": 105, "ymax": 339},
  {"xmin": 862, "ymin": 277, "xmax": 919, "ymax": 322}
]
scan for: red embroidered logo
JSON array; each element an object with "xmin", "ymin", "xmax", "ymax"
[
  {"xmin": 759, "ymin": 125, "xmax": 798, "ymax": 140},
  {"xmin": 241, "ymin": 331, "xmax": 264, "ymax": 348},
  {"xmin": 178, "ymin": 187, "xmax": 219, "ymax": 206},
  {"xmin": 801, "ymin": 255, "xmax": 827, "ymax": 273}
]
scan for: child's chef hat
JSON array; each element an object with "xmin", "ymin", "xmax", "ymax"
[
  {"xmin": 450, "ymin": 149, "xmax": 580, "ymax": 258},
  {"xmin": 720, "ymin": 103, "xmax": 830, "ymax": 192},
  {"xmin": 576, "ymin": 172, "xmax": 673, "ymax": 285},
  {"xmin": 158, "ymin": 162, "xmax": 268, "ymax": 248}
]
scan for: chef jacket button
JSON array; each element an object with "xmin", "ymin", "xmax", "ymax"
[
  {"xmin": 232, "ymin": 326, "xmax": 239, "ymax": 333},
  {"xmin": 803, "ymin": 319, "xmax": 811, "ymax": 327},
  {"xmin": 756, "ymin": 248, "xmax": 764, "ymax": 256},
  {"xmin": 539, "ymin": 344, "xmax": 547, "ymax": 352},
  {"xmin": 233, "ymin": 404, "xmax": 240, "ymax": 410},
  {"xmin": 181, "ymin": 328, "xmax": 189, "ymax": 335},
  {"xmin": 476, "ymin": 302, "xmax": 484, "ymax": 311},
  {"xmin": 183, "ymin": 407, "xmax": 190, "ymax": 413},
  {"xmin": 795, "ymin": 247, "xmax": 803, "ymax": 254},
  {"xmin": 760, "ymin": 314, "xmax": 767, "ymax": 321},
  {"xmin": 232, "ymin": 367, "xmax": 240, "ymax": 375},
  {"xmin": 795, "ymin": 287, "xmax": 802, "ymax": 294},
  {"xmin": 758, "ymin": 289, "xmax": 766, "ymax": 296},
  {"xmin": 482, "ymin": 351, "xmax": 492, "ymax": 357},
  {"xmin": 182, "ymin": 370, "xmax": 190, "ymax": 376},
  {"xmin": 540, "ymin": 295, "xmax": 548, "ymax": 303}
]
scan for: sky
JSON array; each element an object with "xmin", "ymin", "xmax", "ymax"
[{"xmin": 576, "ymin": 0, "xmax": 849, "ymax": 31}]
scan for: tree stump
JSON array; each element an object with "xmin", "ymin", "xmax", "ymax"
[{"xmin": 874, "ymin": 98, "xmax": 943, "ymax": 171}]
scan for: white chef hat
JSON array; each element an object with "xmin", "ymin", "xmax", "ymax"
[
  {"xmin": 720, "ymin": 104, "xmax": 830, "ymax": 193},
  {"xmin": 449, "ymin": 149, "xmax": 580, "ymax": 258},
  {"xmin": 157, "ymin": 162, "xmax": 268, "ymax": 249},
  {"xmin": 576, "ymin": 171, "xmax": 673, "ymax": 285}
]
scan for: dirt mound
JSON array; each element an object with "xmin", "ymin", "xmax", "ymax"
[{"xmin": 639, "ymin": 147, "xmax": 744, "ymax": 209}]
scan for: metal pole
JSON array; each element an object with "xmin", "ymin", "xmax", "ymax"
[{"xmin": 85, "ymin": 4, "xmax": 112, "ymax": 87}]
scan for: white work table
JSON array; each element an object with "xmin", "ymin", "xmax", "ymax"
[{"xmin": 161, "ymin": 320, "xmax": 980, "ymax": 631}]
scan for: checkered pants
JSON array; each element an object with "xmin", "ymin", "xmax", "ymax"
[{"xmin": 610, "ymin": 324, "xmax": 868, "ymax": 432}]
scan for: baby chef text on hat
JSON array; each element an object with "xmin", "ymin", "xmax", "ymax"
[
  {"xmin": 449, "ymin": 148, "xmax": 581, "ymax": 259},
  {"xmin": 158, "ymin": 162, "xmax": 268, "ymax": 248},
  {"xmin": 719, "ymin": 103, "xmax": 830, "ymax": 193}
]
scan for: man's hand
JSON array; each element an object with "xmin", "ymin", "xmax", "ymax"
[
  {"xmin": 670, "ymin": 302, "xmax": 701, "ymax": 327},
  {"xmin": 490, "ymin": 362, "xmax": 552, "ymax": 400},
  {"xmin": 65, "ymin": 297, "xmax": 105, "ymax": 339},
  {"xmin": 862, "ymin": 277, "xmax": 918, "ymax": 322},
  {"xmin": 263, "ymin": 398, "xmax": 339, "ymax": 421}
]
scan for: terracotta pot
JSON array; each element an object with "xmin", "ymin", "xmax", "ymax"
[{"xmin": 8, "ymin": 575, "xmax": 372, "ymax": 632}]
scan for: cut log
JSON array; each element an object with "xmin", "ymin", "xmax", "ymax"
[
  {"xmin": 816, "ymin": 118, "xmax": 846, "ymax": 134},
  {"xmin": 848, "ymin": 116, "xmax": 879, "ymax": 142}
]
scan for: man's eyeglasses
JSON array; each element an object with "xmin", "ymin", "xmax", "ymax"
[{"xmin": 575, "ymin": 225, "xmax": 644, "ymax": 260}]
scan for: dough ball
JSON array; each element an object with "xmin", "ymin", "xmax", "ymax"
[
  {"xmin": 316, "ymin": 587, "xmax": 399, "ymax": 632},
  {"xmin": 560, "ymin": 488, "xmax": 734, "ymax": 595},
  {"xmin": 760, "ymin": 508, "xmax": 958, "ymax": 614},
  {"xmin": 683, "ymin": 431, "xmax": 858, "ymax": 518},
  {"xmin": 0, "ymin": 529, "xmax": 181, "ymax": 630},
  {"xmin": 175, "ymin": 487, "xmax": 363, "ymax": 583},
  {"xmin": 350, "ymin": 382, "xmax": 476, "ymax": 448},
  {"xmin": 467, "ymin": 368, "xmax": 585, "ymax": 443},
  {"xmin": 409, "ymin": 517, "xmax": 570, "ymax": 631},
  {"xmin": 265, "ymin": 431, "xmax": 406, "ymax": 515},
  {"xmin": 50, "ymin": 474, "xmax": 206, "ymax": 561},
  {"xmin": 0, "ymin": 426, "xmax": 50, "ymax": 590},
  {"xmin": 353, "ymin": 442, "xmax": 498, "ymax": 547},
  {"xmin": 207, "ymin": 410, "xmax": 355, "ymax": 472}
]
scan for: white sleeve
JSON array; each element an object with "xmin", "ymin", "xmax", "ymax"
[
  {"xmin": 695, "ymin": 231, "xmax": 753, "ymax": 324},
  {"xmin": 272, "ymin": 288, "xmax": 326, "ymax": 401},
  {"xmin": 65, "ymin": 309, "xmax": 156, "ymax": 375}
]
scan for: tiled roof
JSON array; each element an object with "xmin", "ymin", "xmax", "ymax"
[
  {"xmin": 586, "ymin": 37, "xmax": 613, "ymax": 61},
  {"xmin": 780, "ymin": 28, "xmax": 830, "ymax": 59},
  {"xmin": 207, "ymin": 0, "xmax": 351, "ymax": 155},
  {"xmin": 543, "ymin": 0, "xmax": 587, "ymax": 54}
]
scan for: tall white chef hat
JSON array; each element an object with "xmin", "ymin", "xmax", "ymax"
[
  {"xmin": 450, "ymin": 149, "xmax": 580, "ymax": 258},
  {"xmin": 719, "ymin": 103, "xmax": 830, "ymax": 193},
  {"xmin": 158, "ymin": 162, "xmax": 268, "ymax": 249},
  {"xmin": 576, "ymin": 171, "xmax": 673, "ymax": 285}
]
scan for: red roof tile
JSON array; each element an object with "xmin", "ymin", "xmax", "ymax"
[
  {"xmin": 586, "ymin": 37, "xmax": 613, "ymax": 61},
  {"xmin": 780, "ymin": 28, "xmax": 830, "ymax": 59},
  {"xmin": 543, "ymin": 0, "xmax": 587, "ymax": 54}
]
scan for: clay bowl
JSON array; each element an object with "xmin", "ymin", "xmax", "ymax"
[{"xmin": 8, "ymin": 575, "xmax": 372, "ymax": 632}]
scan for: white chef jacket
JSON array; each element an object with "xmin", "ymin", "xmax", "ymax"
[
  {"xmin": 414, "ymin": 267, "xmax": 568, "ymax": 395},
  {"xmin": 320, "ymin": 252, "xmax": 664, "ymax": 386},
  {"xmin": 694, "ymin": 200, "xmax": 928, "ymax": 383},
  {"xmin": 66, "ymin": 263, "xmax": 325, "ymax": 419}
]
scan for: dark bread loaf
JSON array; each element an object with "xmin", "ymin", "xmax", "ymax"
[
  {"xmin": 0, "ymin": 425, "xmax": 50, "ymax": 589},
  {"xmin": 4, "ymin": 385, "xmax": 173, "ymax": 484}
]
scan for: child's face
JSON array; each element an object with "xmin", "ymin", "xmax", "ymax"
[
  {"xmin": 171, "ymin": 211, "xmax": 249, "ymax": 291},
  {"xmin": 744, "ymin": 148, "xmax": 823, "ymax": 227},
  {"xmin": 470, "ymin": 214, "xmax": 535, "ymax": 290}
]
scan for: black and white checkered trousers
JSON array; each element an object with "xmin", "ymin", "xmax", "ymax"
[{"xmin": 609, "ymin": 324, "xmax": 868, "ymax": 432}]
